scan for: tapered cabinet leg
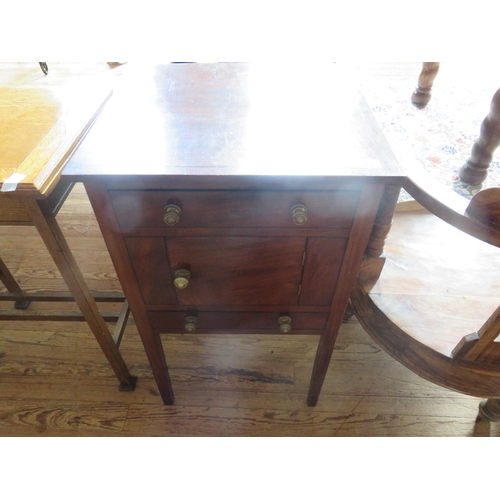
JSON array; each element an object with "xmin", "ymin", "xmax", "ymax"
[
  {"xmin": 307, "ymin": 335, "xmax": 337, "ymax": 406},
  {"xmin": 411, "ymin": 62, "xmax": 440, "ymax": 108},
  {"xmin": 460, "ymin": 88, "xmax": 500, "ymax": 185},
  {"xmin": 478, "ymin": 398, "xmax": 500, "ymax": 422},
  {"xmin": 25, "ymin": 197, "xmax": 136, "ymax": 391}
]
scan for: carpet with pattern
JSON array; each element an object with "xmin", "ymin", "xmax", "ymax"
[{"xmin": 354, "ymin": 63, "xmax": 500, "ymax": 201}]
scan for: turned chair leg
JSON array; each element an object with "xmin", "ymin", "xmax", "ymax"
[
  {"xmin": 460, "ymin": 87, "xmax": 500, "ymax": 185},
  {"xmin": 411, "ymin": 62, "xmax": 440, "ymax": 108},
  {"xmin": 478, "ymin": 398, "xmax": 500, "ymax": 422}
]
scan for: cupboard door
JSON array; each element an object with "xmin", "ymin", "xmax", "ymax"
[
  {"xmin": 166, "ymin": 236, "xmax": 306, "ymax": 305},
  {"xmin": 124, "ymin": 237, "xmax": 177, "ymax": 305},
  {"xmin": 299, "ymin": 237, "xmax": 348, "ymax": 306}
]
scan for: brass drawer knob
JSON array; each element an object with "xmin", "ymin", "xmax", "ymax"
[
  {"xmin": 184, "ymin": 316, "xmax": 197, "ymax": 332},
  {"xmin": 164, "ymin": 204, "xmax": 182, "ymax": 226},
  {"xmin": 290, "ymin": 205, "xmax": 308, "ymax": 225},
  {"xmin": 174, "ymin": 269, "xmax": 191, "ymax": 289},
  {"xmin": 278, "ymin": 316, "xmax": 292, "ymax": 333}
]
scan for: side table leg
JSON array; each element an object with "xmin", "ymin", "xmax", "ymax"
[
  {"xmin": 411, "ymin": 62, "xmax": 440, "ymax": 108},
  {"xmin": 459, "ymin": 87, "xmax": 500, "ymax": 185},
  {"xmin": 0, "ymin": 257, "xmax": 30, "ymax": 309},
  {"xmin": 24, "ymin": 197, "xmax": 136, "ymax": 391}
]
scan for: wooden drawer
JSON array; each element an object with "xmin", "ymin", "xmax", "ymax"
[
  {"xmin": 148, "ymin": 310, "xmax": 328, "ymax": 333},
  {"xmin": 125, "ymin": 236, "xmax": 347, "ymax": 307},
  {"xmin": 109, "ymin": 190, "xmax": 360, "ymax": 229}
]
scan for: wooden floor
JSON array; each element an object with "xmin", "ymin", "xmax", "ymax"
[{"xmin": 0, "ymin": 184, "xmax": 499, "ymax": 436}]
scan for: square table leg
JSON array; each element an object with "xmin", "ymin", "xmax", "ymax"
[{"xmin": 23, "ymin": 196, "xmax": 136, "ymax": 391}]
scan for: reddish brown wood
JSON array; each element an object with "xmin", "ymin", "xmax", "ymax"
[
  {"xmin": 365, "ymin": 184, "xmax": 401, "ymax": 258},
  {"xmin": 124, "ymin": 237, "xmax": 177, "ymax": 305},
  {"xmin": 0, "ymin": 310, "xmax": 122, "ymax": 321},
  {"xmin": 112, "ymin": 300, "xmax": 130, "ymax": 348},
  {"xmin": 358, "ymin": 184, "xmax": 400, "ymax": 286},
  {"xmin": 455, "ymin": 304, "xmax": 500, "ymax": 362},
  {"xmin": 478, "ymin": 398, "xmax": 500, "ymax": 421},
  {"xmin": 109, "ymin": 190, "xmax": 359, "ymax": 230},
  {"xmin": 84, "ymin": 181, "xmax": 175, "ymax": 405},
  {"xmin": 299, "ymin": 238, "xmax": 347, "ymax": 306},
  {"xmin": 63, "ymin": 63, "xmax": 405, "ymax": 406},
  {"xmin": 411, "ymin": 62, "xmax": 440, "ymax": 108},
  {"xmin": 452, "ymin": 333, "xmax": 500, "ymax": 364},
  {"xmin": 165, "ymin": 236, "xmax": 305, "ymax": 305},
  {"xmin": 466, "ymin": 187, "xmax": 500, "ymax": 229},
  {"xmin": 0, "ymin": 291, "xmax": 125, "ymax": 302},
  {"xmin": 307, "ymin": 183, "xmax": 385, "ymax": 406},
  {"xmin": 148, "ymin": 310, "xmax": 328, "ymax": 333},
  {"xmin": 351, "ymin": 283, "xmax": 500, "ymax": 398},
  {"xmin": 404, "ymin": 170, "xmax": 500, "ymax": 248},
  {"xmin": 460, "ymin": 88, "xmax": 500, "ymax": 184}
]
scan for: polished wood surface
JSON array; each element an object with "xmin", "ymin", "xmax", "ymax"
[
  {"xmin": 0, "ymin": 86, "xmax": 111, "ymax": 198},
  {"xmin": 460, "ymin": 88, "xmax": 500, "ymax": 184},
  {"xmin": 64, "ymin": 63, "xmax": 405, "ymax": 407},
  {"xmin": 352, "ymin": 168, "xmax": 500, "ymax": 419},
  {"xmin": 411, "ymin": 62, "xmax": 440, "ymax": 108},
  {"xmin": 1, "ymin": 184, "xmax": 499, "ymax": 436},
  {"xmin": 64, "ymin": 63, "xmax": 402, "ymax": 180},
  {"xmin": 0, "ymin": 68, "xmax": 135, "ymax": 390}
]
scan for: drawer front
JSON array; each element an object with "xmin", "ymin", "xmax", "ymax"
[
  {"xmin": 125, "ymin": 235, "xmax": 348, "ymax": 307},
  {"xmin": 109, "ymin": 190, "xmax": 360, "ymax": 229},
  {"xmin": 148, "ymin": 311, "xmax": 328, "ymax": 333}
]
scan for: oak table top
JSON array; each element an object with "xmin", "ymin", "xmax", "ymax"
[
  {"xmin": 0, "ymin": 81, "xmax": 136, "ymax": 391},
  {"xmin": 0, "ymin": 86, "xmax": 111, "ymax": 197}
]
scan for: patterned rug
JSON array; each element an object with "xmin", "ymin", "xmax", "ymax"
[{"xmin": 353, "ymin": 63, "xmax": 500, "ymax": 201}]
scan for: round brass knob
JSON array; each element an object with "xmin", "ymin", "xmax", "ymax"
[
  {"xmin": 174, "ymin": 269, "xmax": 191, "ymax": 289},
  {"xmin": 290, "ymin": 205, "xmax": 308, "ymax": 225},
  {"xmin": 164, "ymin": 204, "xmax": 182, "ymax": 226},
  {"xmin": 278, "ymin": 316, "xmax": 292, "ymax": 333},
  {"xmin": 184, "ymin": 316, "xmax": 197, "ymax": 332}
]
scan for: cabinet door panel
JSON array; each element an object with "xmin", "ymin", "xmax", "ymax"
[
  {"xmin": 299, "ymin": 237, "xmax": 347, "ymax": 305},
  {"xmin": 124, "ymin": 237, "xmax": 177, "ymax": 305},
  {"xmin": 166, "ymin": 236, "xmax": 306, "ymax": 305}
]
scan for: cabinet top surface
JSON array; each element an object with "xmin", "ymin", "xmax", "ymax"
[
  {"xmin": 0, "ymin": 86, "xmax": 111, "ymax": 197},
  {"xmin": 63, "ymin": 63, "xmax": 404, "ymax": 183}
]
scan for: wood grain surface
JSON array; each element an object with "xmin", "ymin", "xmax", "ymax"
[
  {"xmin": 0, "ymin": 63, "xmax": 497, "ymax": 436},
  {"xmin": 0, "ymin": 86, "xmax": 111, "ymax": 197},
  {"xmin": 1, "ymin": 183, "xmax": 497, "ymax": 436}
]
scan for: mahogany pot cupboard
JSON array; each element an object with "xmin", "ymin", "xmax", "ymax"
[{"xmin": 63, "ymin": 63, "xmax": 405, "ymax": 405}]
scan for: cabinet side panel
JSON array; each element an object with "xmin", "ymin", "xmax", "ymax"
[
  {"xmin": 299, "ymin": 237, "xmax": 348, "ymax": 306},
  {"xmin": 124, "ymin": 237, "xmax": 177, "ymax": 305}
]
